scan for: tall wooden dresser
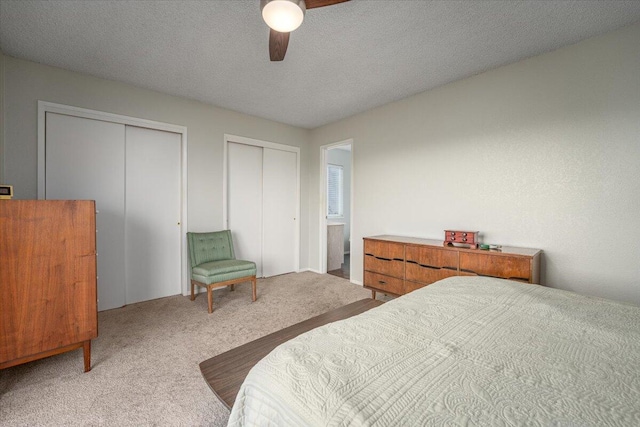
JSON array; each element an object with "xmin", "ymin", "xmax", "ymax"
[
  {"xmin": 0, "ymin": 200, "xmax": 98, "ymax": 372},
  {"xmin": 364, "ymin": 235, "xmax": 541, "ymax": 299}
]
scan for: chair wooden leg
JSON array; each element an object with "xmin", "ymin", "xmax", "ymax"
[
  {"xmin": 207, "ymin": 285, "xmax": 213, "ymax": 313},
  {"xmin": 191, "ymin": 280, "xmax": 195, "ymax": 301},
  {"xmin": 252, "ymin": 276, "xmax": 257, "ymax": 302},
  {"xmin": 229, "ymin": 284, "xmax": 235, "ymax": 291}
]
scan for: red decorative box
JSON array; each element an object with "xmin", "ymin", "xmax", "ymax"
[{"xmin": 444, "ymin": 230, "xmax": 479, "ymax": 248}]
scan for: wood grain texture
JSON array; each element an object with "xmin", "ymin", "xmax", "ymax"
[
  {"xmin": 269, "ymin": 29, "xmax": 289, "ymax": 61},
  {"xmin": 459, "ymin": 252, "xmax": 531, "ymax": 282},
  {"xmin": 191, "ymin": 275, "xmax": 257, "ymax": 313},
  {"xmin": 305, "ymin": 0, "xmax": 350, "ymax": 9},
  {"xmin": 363, "ymin": 239, "xmax": 405, "ymax": 278},
  {"xmin": 0, "ymin": 200, "xmax": 97, "ymax": 371},
  {"xmin": 364, "ymin": 235, "xmax": 541, "ymax": 298},
  {"xmin": 364, "ymin": 271, "xmax": 404, "ymax": 295},
  {"xmin": 199, "ymin": 298, "xmax": 383, "ymax": 408}
]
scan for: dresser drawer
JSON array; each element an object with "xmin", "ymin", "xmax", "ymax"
[
  {"xmin": 364, "ymin": 239, "xmax": 405, "ymax": 278},
  {"xmin": 364, "ymin": 239, "xmax": 404, "ymax": 260},
  {"xmin": 364, "ymin": 271, "xmax": 405, "ymax": 295},
  {"xmin": 404, "ymin": 280, "xmax": 430, "ymax": 294},
  {"xmin": 405, "ymin": 263, "xmax": 458, "ymax": 285},
  {"xmin": 459, "ymin": 252, "xmax": 532, "ymax": 282},
  {"xmin": 364, "ymin": 255, "xmax": 404, "ymax": 278},
  {"xmin": 405, "ymin": 245, "xmax": 458, "ymax": 284}
]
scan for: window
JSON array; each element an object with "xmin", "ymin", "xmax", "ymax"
[{"xmin": 327, "ymin": 164, "xmax": 343, "ymax": 218}]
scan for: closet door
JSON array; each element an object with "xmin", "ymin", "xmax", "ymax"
[
  {"xmin": 262, "ymin": 149, "xmax": 297, "ymax": 277},
  {"xmin": 125, "ymin": 126, "xmax": 182, "ymax": 304},
  {"xmin": 45, "ymin": 113, "xmax": 126, "ymax": 311},
  {"xmin": 45, "ymin": 113, "xmax": 183, "ymax": 310},
  {"xmin": 227, "ymin": 141, "xmax": 298, "ymax": 278},
  {"xmin": 227, "ymin": 142, "xmax": 264, "ymax": 276}
]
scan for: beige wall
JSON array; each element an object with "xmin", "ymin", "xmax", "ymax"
[
  {"xmin": 309, "ymin": 23, "xmax": 640, "ymax": 304},
  {"xmin": 1, "ymin": 56, "xmax": 312, "ymax": 268},
  {"xmin": 0, "ymin": 52, "xmax": 5, "ymax": 181},
  {"xmin": 4, "ymin": 23, "xmax": 640, "ymax": 304}
]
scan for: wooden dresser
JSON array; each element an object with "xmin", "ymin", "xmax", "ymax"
[
  {"xmin": 364, "ymin": 235, "xmax": 541, "ymax": 298},
  {"xmin": 0, "ymin": 200, "xmax": 98, "ymax": 372}
]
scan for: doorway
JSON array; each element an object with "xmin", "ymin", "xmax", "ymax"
[{"xmin": 321, "ymin": 140, "xmax": 353, "ymax": 280}]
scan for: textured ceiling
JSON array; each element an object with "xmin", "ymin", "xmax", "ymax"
[{"xmin": 1, "ymin": 1, "xmax": 640, "ymax": 129}]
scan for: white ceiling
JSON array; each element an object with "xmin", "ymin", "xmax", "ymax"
[{"xmin": 1, "ymin": 1, "xmax": 639, "ymax": 129}]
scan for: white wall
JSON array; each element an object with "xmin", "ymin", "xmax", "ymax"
[
  {"xmin": 3, "ymin": 23, "xmax": 640, "ymax": 305},
  {"xmin": 327, "ymin": 147, "xmax": 351, "ymax": 253},
  {"xmin": 0, "ymin": 52, "xmax": 5, "ymax": 182},
  {"xmin": 1, "ymin": 56, "xmax": 311, "ymax": 269},
  {"xmin": 309, "ymin": 23, "xmax": 640, "ymax": 305}
]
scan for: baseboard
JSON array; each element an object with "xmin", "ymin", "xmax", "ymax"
[{"xmin": 297, "ymin": 268, "xmax": 360, "ymax": 285}]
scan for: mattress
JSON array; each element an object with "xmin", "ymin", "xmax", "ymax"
[{"xmin": 227, "ymin": 276, "xmax": 640, "ymax": 426}]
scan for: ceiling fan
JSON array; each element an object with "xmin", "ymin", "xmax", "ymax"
[{"xmin": 260, "ymin": 0, "xmax": 350, "ymax": 61}]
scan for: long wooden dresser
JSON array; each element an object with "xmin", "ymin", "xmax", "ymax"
[
  {"xmin": 364, "ymin": 235, "xmax": 541, "ymax": 298},
  {"xmin": 0, "ymin": 200, "xmax": 98, "ymax": 372}
]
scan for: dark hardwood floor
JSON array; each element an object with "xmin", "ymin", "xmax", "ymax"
[
  {"xmin": 328, "ymin": 254, "xmax": 350, "ymax": 280},
  {"xmin": 199, "ymin": 297, "xmax": 383, "ymax": 408}
]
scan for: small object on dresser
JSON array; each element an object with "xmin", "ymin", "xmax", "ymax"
[
  {"xmin": 444, "ymin": 230, "xmax": 479, "ymax": 248},
  {"xmin": 0, "ymin": 184, "xmax": 13, "ymax": 199}
]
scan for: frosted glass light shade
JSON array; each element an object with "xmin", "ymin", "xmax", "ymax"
[{"xmin": 261, "ymin": 0, "xmax": 306, "ymax": 33}]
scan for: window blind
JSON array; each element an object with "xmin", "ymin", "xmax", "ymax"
[{"xmin": 327, "ymin": 164, "xmax": 343, "ymax": 217}]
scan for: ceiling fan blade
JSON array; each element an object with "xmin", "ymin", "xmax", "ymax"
[
  {"xmin": 269, "ymin": 29, "xmax": 290, "ymax": 61},
  {"xmin": 305, "ymin": 0, "xmax": 349, "ymax": 9}
]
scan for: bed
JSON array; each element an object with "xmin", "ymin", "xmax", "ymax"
[{"xmin": 227, "ymin": 276, "xmax": 640, "ymax": 426}]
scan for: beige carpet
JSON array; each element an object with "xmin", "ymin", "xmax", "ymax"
[{"xmin": 0, "ymin": 272, "xmax": 371, "ymax": 426}]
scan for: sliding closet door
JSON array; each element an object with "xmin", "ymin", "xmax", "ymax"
[
  {"xmin": 125, "ymin": 126, "xmax": 182, "ymax": 304},
  {"xmin": 262, "ymin": 149, "xmax": 297, "ymax": 277},
  {"xmin": 227, "ymin": 140, "xmax": 298, "ymax": 278},
  {"xmin": 45, "ymin": 112, "xmax": 126, "ymax": 311},
  {"xmin": 227, "ymin": 142, "xmax": 264, "ymax": 276},
  {"xmin": 46, "ymin": 113, "xmax": 183, "ymax": 310}
]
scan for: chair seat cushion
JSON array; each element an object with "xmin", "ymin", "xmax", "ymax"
[{"xmin": 192, "ymin": 259, "xmax": 256, "ymax": 285}]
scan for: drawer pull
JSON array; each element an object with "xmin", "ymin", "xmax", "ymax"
[
  {"xmin": 407, "ymin": 260, "xmax": 457, "ymax": 272},
  {"xmin": 460, "ymin": 268, "xmax": 529, "ymax": 282},
  {"xmin": 378, "ymin": 280, "xmax": 387, "ymax": 285},
  {"xmin": 366, "ymin": 254, "xmax": 404, "ymax": 262}
]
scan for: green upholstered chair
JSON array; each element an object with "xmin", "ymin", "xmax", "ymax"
[{"xmin": 187, "ymin": 230, "xmax": 257, "ymax": 313}]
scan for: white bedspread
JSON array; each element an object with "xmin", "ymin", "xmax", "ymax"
[{"xmin": 227, "ymin": 277, "xmax": 640, "ymax": 426}]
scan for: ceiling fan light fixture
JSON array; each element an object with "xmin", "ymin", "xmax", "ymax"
[{"xmin": 261, "ymin": 0, "xmax": 306, "ymax": 33}]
